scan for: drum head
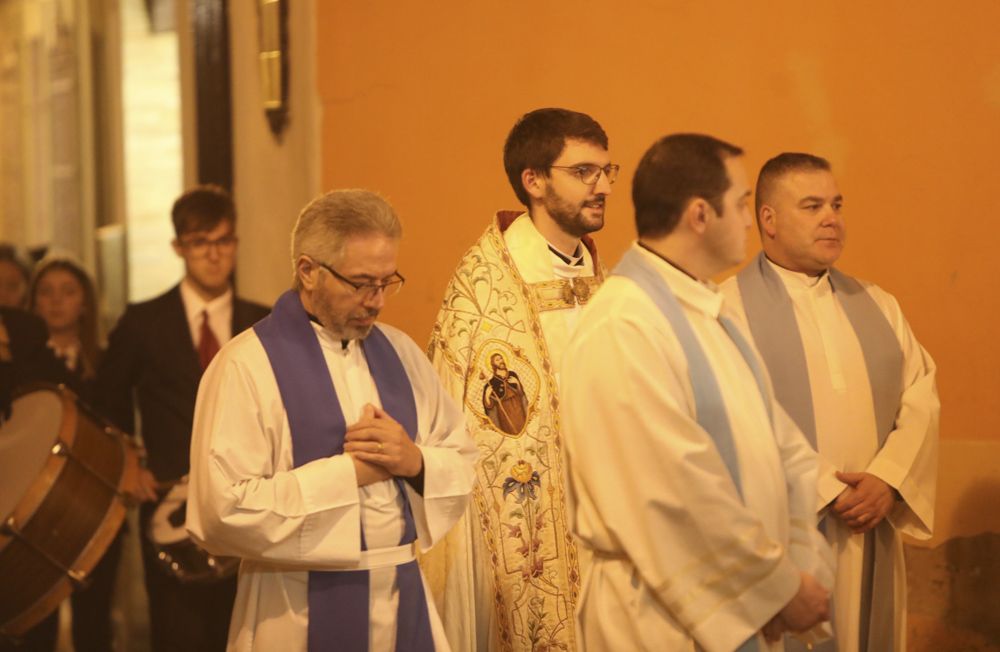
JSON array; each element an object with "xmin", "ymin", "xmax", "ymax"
[
  {"xmin": 0, "ymin": 389, "xmax": 63, "ymax": 520},
  {"xmin": 149, "ymin": 480, "xmax": 190, "ymax": 546}
]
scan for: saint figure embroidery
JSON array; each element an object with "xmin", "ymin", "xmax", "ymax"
[{"xmin": 482, "ymin": 352, "xmax": 529, "ymax": 435}]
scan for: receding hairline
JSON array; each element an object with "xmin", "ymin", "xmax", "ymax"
[{"xmin": 755, "ymin": 152, "xmax": 833, "ymax": 215}]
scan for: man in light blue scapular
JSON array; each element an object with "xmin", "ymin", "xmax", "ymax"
[{"xmin": 561, "ymin": 134, "xmax": 834, "ymax": 652}]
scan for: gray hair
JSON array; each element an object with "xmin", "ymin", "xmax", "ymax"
[{"xmin": 291, "ymin": 189, "xmax": 401, "ymax": 286}]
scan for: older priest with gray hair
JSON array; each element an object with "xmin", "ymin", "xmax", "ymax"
[
  {"xmin": 721, "ymin": 153, "xmax": 939, "ymax": 652},
  {"xmin": 186, "ymin": 189, "xmax": 478, "ymax": 651}
]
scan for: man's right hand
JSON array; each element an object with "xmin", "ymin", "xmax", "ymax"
[
  {"xmin": 351, "ymin": 455, "xmax": 392, "ymax": 487},
  {"xmin": 779, "ymin": 571, "xmax": 830, "ymax": 632}
]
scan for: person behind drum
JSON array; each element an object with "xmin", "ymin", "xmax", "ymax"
[
  {"xmin": 30, "ymin": 257, "xmax": 102, "ymax": 396},
  {"xmin": 96, "ymin": 185, "xmax": 269, "ymax": 652},
  {"xmin": 27, "ymin": 256, "xmax": 126, "ymax": 652},
  {"xmin": 0, "ymin": 307, "xmax": 73, "ymax": 414},
  {"xmin": 0, "ymin": 243, "xmax": 32, "ymax": 309}
]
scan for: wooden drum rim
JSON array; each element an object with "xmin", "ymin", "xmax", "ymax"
[
  {"xmin": 0, "ymin": 383, "xmax": 138, "ymax": 637},
  {"xmin": 0, "ymin": 384, "xmax": 78, "ymax": 538}
]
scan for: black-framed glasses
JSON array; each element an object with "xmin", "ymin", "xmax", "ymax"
[
  {"xmin": 549, "ymin": 163, "xmax": 620, "ymax": 185},
  {"xmin": 314, "ymin": 259, "xmax": 405, "ymax": 298},
  {"xmin": 179, "ymin": 234, "xmax": 238, "ymax": 257}
]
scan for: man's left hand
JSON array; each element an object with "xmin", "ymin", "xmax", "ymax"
[
  {"xmin": 832, "ymin": 471, "xmax": 897, "ymax": 534},
  {"xmin": 344, "ymin": 404, "xmax": 423, "ymax": 478}
]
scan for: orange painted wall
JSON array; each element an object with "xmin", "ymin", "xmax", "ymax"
[{"xmin": 315, "ymin": 2, "xmax": 1000, "ymax": 444}]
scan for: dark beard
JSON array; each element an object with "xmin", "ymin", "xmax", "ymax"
[{"xmin": 542, "ymin": 186, "xmax": 604, "ymax": 238}]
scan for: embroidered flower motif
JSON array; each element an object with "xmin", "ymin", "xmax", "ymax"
[
  {"xmin": 502, "ymin": 459, "xmax": 541, "ymax": 503},
  {"xmin": 511, "ymin": 459, "xmax": 533, "ymax": 483},
  {"xmin": 519, "ymin": 557, "xmax": 544, "ymax": 579}
]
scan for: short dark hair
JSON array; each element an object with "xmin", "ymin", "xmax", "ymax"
[
  {"xmin": 171, "ymin": 185, "xmax": 236, "ymax": 237},
  {"xmin": 632, "ymin": 133, "xmax": 743, "ymax": 238},
  {"xmin": 755, "ymin": 152, "xmax": 831, "ymax": 215},
  {"xmin": 503, "ymin": 108, "xmax": 609, "ymax": 207}
]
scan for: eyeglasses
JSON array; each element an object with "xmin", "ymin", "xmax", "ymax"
[
  {"xmin": 549, "ymin": 163, "xmax": 620, "ymax": 185},
  {"xmin": 179, "ymin": 234, "xmax": 238, "ymax": 257},
  {"xmin": 314, "ymin": 260, "xmax": 405, "ymax": 298}
]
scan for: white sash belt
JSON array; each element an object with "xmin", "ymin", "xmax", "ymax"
[
  {"xmin": 341, "ymin": 542, "xmax": 416, "ymax": 571},
  {"xmin": 247, "ymin": 543, "xmax": 418, "ymax": 581}
]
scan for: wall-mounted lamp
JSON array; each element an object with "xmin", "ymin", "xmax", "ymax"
[{"xmin": 258, "ymin": 0, "xmax": 288, "ymax": 139}]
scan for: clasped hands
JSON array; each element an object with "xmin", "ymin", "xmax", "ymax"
[
  {"xmin": 762, "ymin": 472, "xmax": 897, "ymax": 642},
  {"xmin": 831, "ymin": 471, "xmax": 897, "ymax": 534},
  {"xmin": 343, "ymin": 403, "xmax": 423, "ymax": 486}
]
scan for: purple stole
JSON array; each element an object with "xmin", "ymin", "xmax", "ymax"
[{"xmin": 254, "ymin": 290, "xmax": 434, "ymax": 652}]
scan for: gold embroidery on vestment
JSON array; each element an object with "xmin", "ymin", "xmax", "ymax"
[
  {"xmin": 528, "ymin": 276, "xmax": 601, "ymax": 312},
  {"xmin": 427, "ymin": 217, "xmax": 605, "ymax": 651}
]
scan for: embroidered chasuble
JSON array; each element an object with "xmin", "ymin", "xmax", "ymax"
[
  {"xmin": 421, "ymin": 212, "xmax": 604, "ymax": 651},
  {"xmin": 186, "ymin": 292, "xmax": 477, "ymax": 652},
  {"xmin": 723, "ymin": 253, "xmax": 939, "ymax": 652},
  {"xmin": 560, "ymin": 245, "xmax": 832, "ymax": 652}
]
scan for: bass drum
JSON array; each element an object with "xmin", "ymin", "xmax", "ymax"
[{"xmin": 0, "ymin": 384, "xmax": 138, "ymax": 638}]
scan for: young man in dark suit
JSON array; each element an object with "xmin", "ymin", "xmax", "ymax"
[{"xmin": 97, "ymin": 185, "xmax": 269, "ymax": 652}]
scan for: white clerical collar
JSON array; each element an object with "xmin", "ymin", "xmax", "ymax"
[
  {"xmin": 547, "ymin": 242, "xmax": 585, "ymax": 266},
  {"xmin": 180, "ymin": 278, "xmax": 233, "ymax": 319},
  {"xmin": 309, "ymin": 320, "xmax": 362, "ymax": 357},
  {"xmin": 547, "ymin": 242, "xmax": 590, "ymax": 281},
  {"xmin": 764, "ymin": 256, "xmax": 831, "ymax": 294},
  {"xmin": 504, "ymin": 213, "xmax": 594, "ymax": 282},
  {"xmin": 633, "ymin": 243, "xmax": 723, "ymax": 318}
]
